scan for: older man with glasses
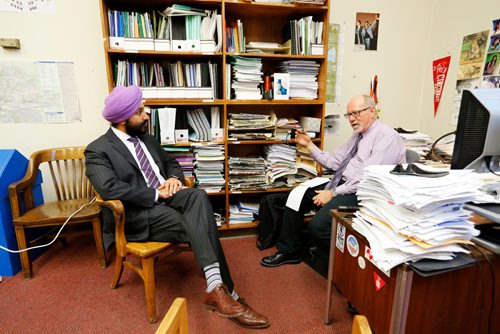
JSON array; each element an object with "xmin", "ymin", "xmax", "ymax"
[{"xmin": 260, "ymin": 94, "xmax": 406, "ymax": 267}]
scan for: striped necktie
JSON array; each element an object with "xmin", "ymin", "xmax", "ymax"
[
  {"xmin": 128, "ymin": 137, "xmax": 161, "ymax": 189},
  {"xmin": 324, "ymin": 134, "xmax": 363, "ymax": 191}
]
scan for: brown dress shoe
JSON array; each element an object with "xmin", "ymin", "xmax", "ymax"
[
  {"xmin": 204, "ymin": 284, "xmax": 245, "ymax": 318},
  {"xmin": 230, "ymin": 297, "xmax": 270, "ymax": 329}
]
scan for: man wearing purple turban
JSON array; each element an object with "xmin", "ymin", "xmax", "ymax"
[{"xmin": 85, "ymin": 85, "xmax": 269, "ymax": 329}]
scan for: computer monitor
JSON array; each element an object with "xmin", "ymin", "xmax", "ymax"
[{"xmin": 451, "ymin": 88, "xmax": 500, "ymax": 172}]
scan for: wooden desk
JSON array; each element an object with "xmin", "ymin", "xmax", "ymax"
[{"xmin": 325, "ymin": 211, "xmax": 500, "ymax": 334}]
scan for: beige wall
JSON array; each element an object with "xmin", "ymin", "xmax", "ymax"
[
  {"xmin": 326, "ymin": 0, "xmax": 500, "ymax": 151},
  {"xmin": 0, "ymin": 0, "xmax": 499, "ymax": 195},
  {"xmin": 325, "ymin": 1, "xmax": 434, "ymax": 151},
  {"xmin": 0, "ymin": 0, "xmax": 108, "ymax": 158},
  {"xmin": 418, "ymin": 0, "xmax": 500, "ymax": 139}
]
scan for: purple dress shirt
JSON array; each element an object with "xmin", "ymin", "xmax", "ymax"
[{"xmin": 309, "ymin": 119, "xmax": 406, "ymax": 195}]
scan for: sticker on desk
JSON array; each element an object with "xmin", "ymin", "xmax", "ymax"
[
  {"xmin": 346, "ymin": 234, "xmax": 359, "ymax": 257},
  {"xmin": 357, "ymin": 256, "xmax": 366, "ymax": 269},
  {"xmin": 336, "ymin": 223, "xmax": 346, "ymax": 253},
  {"xmin": 365, "ymin": 246, "xmax": 391, "ymax": 278},
  {"xmin": 373, "ymin": 272, "xmax": 386, "ymax": 292}
]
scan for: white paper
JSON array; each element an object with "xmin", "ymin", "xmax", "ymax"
[{"xmin": 285, "ymin": 177, "xmax": 329, "ymax": 211}]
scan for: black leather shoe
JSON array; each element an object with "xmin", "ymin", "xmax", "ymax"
[{"xmin": 260, "ymin": 252, "xmax": 301, "ymax": 267}]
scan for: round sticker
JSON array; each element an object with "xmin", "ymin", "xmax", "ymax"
[
  {"xmin": 346, "ymin": 235, "xmax": 359, "ymax": 257},
  {"xmin": 358, "ymin": 256, "xmax": 366, "ymax": 269}
]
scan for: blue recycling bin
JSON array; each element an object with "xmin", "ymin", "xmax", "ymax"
[{"xmin": 0, "ymin": 150, "xmax": 44, "ymax": 276}]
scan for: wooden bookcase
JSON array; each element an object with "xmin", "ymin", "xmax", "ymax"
[{"xmin": 98, "ymin": 0, "xmax": 330, "ymax": 231}]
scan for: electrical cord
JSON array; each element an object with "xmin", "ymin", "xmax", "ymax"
[
  {"xmin": 427, "ymin": 130, "xmax": 456, "ymax": 163},
  {"xmin": 484, "ymin": 156, "xmax": 500, "ymax": 177},
  {"xmin": 0, "ymin": 196, "xmax": 97, "ymax": 254}
]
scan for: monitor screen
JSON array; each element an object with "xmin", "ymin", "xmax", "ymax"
[{"xmin": 451, "ymin": 88, "xmax": 500, "ymax": 172}]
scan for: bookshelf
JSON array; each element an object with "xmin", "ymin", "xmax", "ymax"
[{"xmin": 98, "ymin": 0, "xmax": 330, "ymax": 231}]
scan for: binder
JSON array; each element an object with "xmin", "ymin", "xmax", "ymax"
[
  {"xmin": 171, "ymin": 16, "xmax": 187, "ymax": 51},
  {"xmin": 158, "ymin": 107, "xmax": 176, "ymax": 144},
  {"xmin": 185, "ymin": 15, "xmax": 201, "ymax": 52}
]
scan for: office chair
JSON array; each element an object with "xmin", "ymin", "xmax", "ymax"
[
  {"xmin": 95, "ymin": 177, "xmax": 194, "ymax": 323},
  {"xmin": 155, "ymin": 298, "xmax": 188, "ymax": 334},
  {"xmin": 8, "ymin": 147, "xmax": 106, "ymax": 279}
]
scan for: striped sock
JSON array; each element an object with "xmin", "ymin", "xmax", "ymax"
[{"xmin": 204, "ymin": 262, "xmax": 223, "ymax": 293}]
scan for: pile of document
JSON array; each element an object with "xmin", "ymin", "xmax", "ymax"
[
  {"xmin": 227, "ymin": 112, "xmax": 276, "ymax": 140},
  {"xmin": 264, "ymin": 144, "xmax": 298, "ymax": 184},
  {"xmin": 230, "ymin": 56, "xmax": 263, "ymax": 100},
  {"xmin": 295, "ymin": 146, "xmax": 318, "ymax": 182},
  {"xmin": 164, "ymin": 147, "xmax": 195, "ymax": 178},
  {"xmin": 275, "ymin": 117, "xmax": 301, "ymax": 140},
  {"xmin": 278, "ymin": 60, "xmax": 319, "ymax": 99},
  {"xmin": 352, "ymin": 165, "xmax": 485, "ymax": 272},
  {"xmin": 228, "ymin": 156, "xmax": 267, "ymax": 190},
  {"xmin": 229, "ymin": 200, "xmax": 259, "ymax": 224},
  {"xmin": 398, "ymin": 131, "xmax": 432, "ymax": 159},
  {"xmin": 193, "ymin": 145, "xmax": 225, "ymax": 192}
]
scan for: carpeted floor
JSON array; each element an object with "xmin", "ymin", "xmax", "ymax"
[{"xmin": 0, "ymin": 235, "xmax": 352, "ymax": 333}]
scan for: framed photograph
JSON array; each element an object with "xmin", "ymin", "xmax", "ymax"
[
  {"xmin": 273, "ymin": 73, "xmax": 290, "ymax": 100},
  {"xmin": 354, "ymin": 12, "xmax": 380, "ymax": 51}
]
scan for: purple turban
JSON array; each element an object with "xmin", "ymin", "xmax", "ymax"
[{"xmin": 102, "ymin": 85, "xmax": 143, "ymax": 123}]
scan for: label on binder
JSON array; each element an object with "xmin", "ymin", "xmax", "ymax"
[
  {"xmin": 211, "ymin": 128, "xmax": 223, "ymax": 141},
  {"xmin": 175, "ymin": 130, "xmax": 189, "ymax": 143}
]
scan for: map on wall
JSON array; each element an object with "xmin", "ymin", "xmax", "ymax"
[
  {"xmin": 326, "ymin": 23, "xmax": 343, "ymax": 103},
  {"xmin": 0, "ymin": 0, "xmax": 55, "ymax": 13},
  {"xmin": 0, "ymin": 61, "xmax": 81, "ymax": 123}
]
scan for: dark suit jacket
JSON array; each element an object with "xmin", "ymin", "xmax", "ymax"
[{"xmin": 85, "ymin": 128, "xmax": 184, "ymax": 249}]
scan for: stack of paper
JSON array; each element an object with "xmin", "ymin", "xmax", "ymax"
[
  {"xmin": 398, "ymin": 131, "xmax": 432, "ymax": 158},
  {"xmin": 228, "ymin": 112, "xmax": 276, "ymax": 140},
  {"xmin": 162, "ymin": 4, "xmax": 208, "ymax": 17},
  {"xmin": 264, "ymin": 144, "xmax": 298, "ymax": 184},
  {"xmin": 164, "ymin": 147, "xmax": 195, "ymax": 178},
  {"xmin": 193, "ymin": 144, "xmax": 225, "ymax": 192},
  {"xmin": 228, "ymin": 156, "xmax": 267, "ymax": 190},
  {"xmin": 295, "ymin": 146, "xmax": 318, "ymax": 182},
  {"xmin": 275, "ymin": 117, "xmax": 301, "ymax": 140},
  {"xmin": 230, "ymin": 56, "xmax": 263, "ymax": 100},
  {"xmin": 352, "ymin": 165, "xmax": 485, "ymax": 272},
  {"xmin": 229, "ymin": 200, "xmax": 259, "ymax": 224},
  {"xmin": 278, "ymin": 60, "xmax": 319, "ymax": 99}
]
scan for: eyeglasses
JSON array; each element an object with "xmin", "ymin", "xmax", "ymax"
[{"xmin": 343, "ymin": 106, "xmax": 370, "ymax": 119}]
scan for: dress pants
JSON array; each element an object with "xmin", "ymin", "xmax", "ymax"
[
  {"xmin": 147, "ymin": 188, "xmax": 234, "ymax": 292},
  {"xmin": 276, "ymin": 184, "xmax": 358, "ymax": 255}
]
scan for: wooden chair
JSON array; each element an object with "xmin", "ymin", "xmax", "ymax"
[
  {"xmin": 8, "ymin": 147, "xmax": 106, "ymax": 280},
  {"xmin": 96, "ymin": 177, "xmax": 194, "ymax": 323},
  {"xmin": 352, "ymin": 315, "xmax": 372, "ymax": 334},
  {"xmin": 155, "ymin": 298, "xmax": 188, "ymax": 334}
]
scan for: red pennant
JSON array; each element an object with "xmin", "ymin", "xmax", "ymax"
[
  {"xmin": 373, "ymin": 272, "xmax": 386, "ymax": 292},
  {"xmin": 432, "ymin": 56, "xmax": 451, "ymax": 117}
]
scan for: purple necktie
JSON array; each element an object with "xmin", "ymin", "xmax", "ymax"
[
  {"xmin": 128, "ymin": 137, "xmax": 161, "ymax": 189},
  {"xmin": 324, "ymin": 134, "xmax": 363, "ymax": 190}
]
